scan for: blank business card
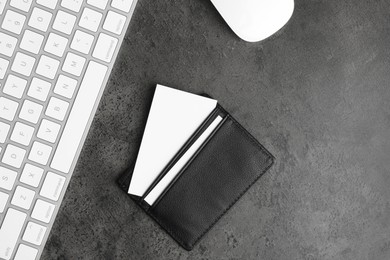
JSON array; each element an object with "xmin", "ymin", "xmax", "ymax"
[{"xmin": 128, "ymin": 85, "xmax": 217, "ymax": 197}]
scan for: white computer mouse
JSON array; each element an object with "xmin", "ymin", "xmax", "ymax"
[{"xmin": 210, "ymin": 0, "xmax": 295, "ymax": 42}]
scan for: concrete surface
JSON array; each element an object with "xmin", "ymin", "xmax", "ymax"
[{"xmin": 42, "ymin": 0, "xmax": 390, "ymax": 259}]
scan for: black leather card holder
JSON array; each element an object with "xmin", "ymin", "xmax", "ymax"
[{"xmin": 118, "ymin": 105, "xmax": 274, "ymax": 250}]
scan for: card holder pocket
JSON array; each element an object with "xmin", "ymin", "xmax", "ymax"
[
  {"xmin": 146, "ymin": 113, "xmax": 274, "ymax": 250},
  {"xmin": 142, "ymin": 106, "xmax": 227, "ymax": 207}
]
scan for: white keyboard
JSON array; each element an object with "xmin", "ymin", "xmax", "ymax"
[{"xmin": 0, "ymin": 0, "xmax": 137, "ymax": 259}]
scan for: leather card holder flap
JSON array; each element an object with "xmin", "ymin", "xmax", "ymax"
[{"xmin": 148, "ymin": 114, "xmax": 274, "ymax": 250}]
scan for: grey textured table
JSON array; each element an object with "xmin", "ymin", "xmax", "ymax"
[{"xmin": 42, "ymin": 0, "xmax": 390, "ymax": 259}]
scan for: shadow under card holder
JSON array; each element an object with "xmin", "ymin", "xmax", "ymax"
[{"xmin": 118, "ymin": 105, "xmax": 274, "ymax": 250}]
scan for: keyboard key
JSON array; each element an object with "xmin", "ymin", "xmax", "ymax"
[
  {"xmin": 71, "ymin": 30, "xmax": 94, "ymax": 55},
  {"xmin": 27, "ymin": 77, "xmax": 51, "ymax": 102},
  {"xmin": 0, "ymin": 166, "xmax": 17, "ymax": 190},
  {"xmin": 10, "ymin": 0, "xmax": 33, "ymax": 12},
  {"xmin": 62, "ymin": 52, "xmax": 86, "ymax": 76},
  {"xmin": 19, "ymin": 100, "xmax": 43, "ymax": 124},
  {"xmin": 37, "ymin": 0, "xmax": 59, "ymax": 9},
  {"xmin": 54, "ymin": 74, "xmax": 77, "ymax": 99},
  {"xmin": 0, "ymin": 0, "xmax": 5, "ymax": 14},
  {"xmin": 28, "ymin": 141, "xmax": 52, "ymax": 165},
  {"xmin": 20, "ymin": 30, "xmax": 44, "ymax": 54},
  {"xmin": 87, "ymin": 0, "xmax": 108, "ymax": 10},
  {"xmin": 14, "ymin": 244, "xmax": 38, "ymax": 260},
  {"xmin": 31, "ymin": 199, "xmax": 55, "ymax": 223},
  {"xmin": 40, "ymin": 172, "xmax": 65, "ymax": 201},
  {"xmin": 103, "ymin": 11, "xmax": 126, "ymax": 35},
  {"xmin": 11, "ymin": 186, "xmax": 35, "ymax": 210},
  {"xmin": 0, "ymin": 191, "xmax": 8, "ymax": 213},
  {"xmin": 51, "ymin": 62, "xmax": 107, "ymax": 173},
  {"xmin": 20, "ymin": 163, "xmax": 44, "ymax": 187},
  {"xmin": 79, "ymin": 7, "xmax": 102, "ymax": 32},
  {"xmin": 92, "ymin": 33, "xmax": 118, "ymax": 63},
  {"xmin": 2, "ymin": 144, "xmax": 26, "ymax": 168},
  {"xmin": 0, "ymin": 208, "xmax": 27, "ymax": 260},
  {"xmin": 0, "ymin": 57, "xmax": 9, "ymax": 79},
  {"xmin": 36, "ymin": 55, "xmax": 60, "ymax": 79},
  {"xmin": 44, "ymin": 33, "xmax": 68, "ymax": 57},
  {"xmin": 10, "ymin": 122, "xmax": 34, "ymax": 146},
  {"xmin": 61, "ymin": 0, "xmax": 83, "ymax": 12},
  {"xmin": 37, "ymin": 119, "xmax": 61, "ymax": 143},
  {"xmin": 52, "ymin": 10, "xmax": 76, "ymax": 35},
  {"xmin": 45, "ymin": 97, "xmax": 69, "ymax": 121},
  {"xmin": 1, "ymin": 10, "xmax": 26, "ymax": 34},
  {"xmin": 28, "ymin": 7, "xmax": 52, "ymax": 32},
  {"xmin": 22, "ymin": 221, "xmax": 46, "ymax": 246},
  {"xmin": 0, "ymin": 122, "xmax": 10, "ymax": 143},
  {"xmin": 0, "ymin": 97, "xmax": 19, "ymax": 121},
  {"xmin": 0, "ymin": 32, "xmax": 18, "ymax": 57},
  {"xmin": 112, "ymin": 0, "xmax": 134, "ymax": 13},
  {"xmin": 3, "ymin": 74, "xmax": 27, "ymax": 99},
  {"xmin": 11, "ymin": 52, "xmax": 36, "ymax": 77}
]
